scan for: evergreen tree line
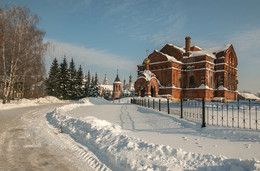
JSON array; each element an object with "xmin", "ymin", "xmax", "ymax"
[{"xmin": 45, "ymin": 57, "xmax": 100, "ymax": 100}]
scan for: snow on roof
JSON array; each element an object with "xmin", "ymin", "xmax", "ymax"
[
  {"xmin": 137, "ymin": 70, "xmax": 162, "ymax": 86},
  {"xmin": 218, "ymin": 86, "xmax": 228, "ymax": 91},
  {"xmin": 142, "ymin": 70, "xmax": 154, "ymax": 81},
  {"xmin": 155, "ymin": 50, "xmax": 182, "ymax": 64},
  {"xmin": 204, "ymin": 44, "xmax": 231, "ymax": 54},
  {"xmin": 100, "ymin": 84, "xmax": 113, "ymax": 91},
  {"xmin": 184, "ymin": 44, "xmax": 231, "ymax": 59},
  {"xmin": 197, "ymin": 84, "xmax": 211, "ymax": 89},
  {"xmin": 166, "ymin": 44, "xmax": 186, "ymax": 53},
  {"xmin": 238, "ymin": 92, "xmax": 260, "ymax": 100},
  {"xmin": 193, "ymin": 46, "xmax": 202, "ymax": 50}
]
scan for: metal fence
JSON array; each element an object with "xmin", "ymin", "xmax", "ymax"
[{"xmin": 131, "ymin": 98, "xmax": 260, "ymax": 130}]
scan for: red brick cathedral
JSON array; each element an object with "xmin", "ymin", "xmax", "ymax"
[{"xmin": 135, "ymin": 37, "xmax": 238, "ymax": 102}]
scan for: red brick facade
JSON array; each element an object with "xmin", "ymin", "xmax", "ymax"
[{"xmin": 135, "ymin": 37, "xmax": 238, "ymax": 102}]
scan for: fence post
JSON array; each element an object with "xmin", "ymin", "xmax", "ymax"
[
  {"xmin": 227, "ymin": 103, "xmax": 229, "ymax": 127},
  {"xmin": 202, "ymin": 98, "xmax": 206, "ymax": 127},
  {"xmin": 148, "ymin": 99, "xmax": 150, "ymax": 108},
  {"xmin": 167, "ymin": 98, "xmax": 170, "ymax": 114},
  {"xmin": 238, "ymin": 100, "xmax": 240, "ymax": 128},
  {"xmin": 153, "ymin": 99, "xmax": 155, "ymax": 109},
  {"xmin": 159, "ymin": 99, "xmax": 161, "ymax": 111},
  {"xmin": 249, "ymin": 100, "xmax": 251, "ymax": 129},
  {"xmin": 256, "ymin": 106, "xmax": 258, "ymax": 130},
  {"xmin": 180, "ymin": 99, "xmax": 183, "ymax": 119},
  {"xmin": 142, "ymin": 99, "xmax": 143, "ymax": 106},
  {"xmin": 243, "ymin": 106, "xmax": 245, "ymax": 129}
]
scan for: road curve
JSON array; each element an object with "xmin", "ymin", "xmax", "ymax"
[{"xmin": 0, "ymin": 104, "xmax": 94, "ymax": 171}]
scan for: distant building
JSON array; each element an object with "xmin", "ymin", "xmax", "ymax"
[
  {"xmin": 99, "ymin": 73, "xmax": 113, "ymax": 99},
  {"xmin": 135, "ymin": 37, "xmax": 238, "ymax": 102},
  {"xmin": 103, "ymin": 73, "xmax": 109, "ymax": 85},
  {"xmin": 122, "ymin": 74, "xmax": 135, "ymax": 97},
  {"xmin": 99, "ymin": 72, "xmax": 135, "ymax": 99},
  {"xmin": 238, "ymin": 92, "xmax": 260, "ymax": 101}
]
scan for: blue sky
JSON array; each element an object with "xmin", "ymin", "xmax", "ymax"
[{"xmin": 2, "ymin": 0, "xmax": 260, "ymax": 93}]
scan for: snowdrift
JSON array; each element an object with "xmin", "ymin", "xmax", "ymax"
[
  {"xmin": 0, "ymin": 96, "xmax": 65, "ymax": 110},
  {"xmin": 46, "ymin": 99, "xmax": 259, "ymax": 171},
  {"xmin": 79, "ymin": 97, "xmax": 112, "ymax": 105}
]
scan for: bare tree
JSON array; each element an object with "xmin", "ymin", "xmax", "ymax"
[{"xmin": 0, "ymin": 5, "xmax": 47, "ymax": 103}]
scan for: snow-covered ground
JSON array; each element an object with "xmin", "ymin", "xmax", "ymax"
[
  {"xmin": 47, "ymin": 97, "xmax": 260, "ymax": 171},
  {"xmin": 0, "ymin": 96, "xmax": 66, "ymax": 110}
]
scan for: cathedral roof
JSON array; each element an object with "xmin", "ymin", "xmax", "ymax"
[
  {"xmin": 185, "ymin": 44, "xmax": 231, "ymax": 58},
  {"xmin": 114, "ymin": 74, "xmax": 121, "ymax": 83},
  {"xmin": 161, "ymin": 42, "xmax": 231, "ymax": 59},
  {"xmin": 154, "ymin": 50, "xmax": 182, "ymax": 64}
]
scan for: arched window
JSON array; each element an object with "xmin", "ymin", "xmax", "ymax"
[{"xmin": 189, "ymin": 76, "xmax": 195, "ymax": 88}]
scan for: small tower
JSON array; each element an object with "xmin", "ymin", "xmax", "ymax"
[
  {"xmin": 129, "ymin": 74, "xmax": 134, "ymax": 91},
  {"xmin": 123, "ymin": 79, "xmax": 126, "ymax": 90},
  {"xmin": 113, "ymin": 70, "xmax": 122, "ymax": 99},
  {"xmin": 103, "ymin": 73, "xmax": 109, "ymax": 85}
]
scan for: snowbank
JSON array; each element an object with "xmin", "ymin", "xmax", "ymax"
[
  {"xmin": 0, "ymin": 96, "xmax": 65, "ymax": 110},
  {"xmin": 46, "ymin": 101, "xmax": 259, "ymax": 171},
  {"xmin": 86, "ymin": 97, "xmax": 112, "ymax": 105}
]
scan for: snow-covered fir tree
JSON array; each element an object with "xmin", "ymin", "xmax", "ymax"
[
  {"xmin": 90, "ymin": 73, "xmax": 100, "ymax": 97},
  {"xmin": 58, "ymin": 57, "xmax": 70, "ymax": 100},
  {"xmin": 46, "ymin": 58, "xmax": 101, "ymax": 99},
  {"xmin": 68, "ymin": 58, "xmax": 77, "ymax": 100},
  {"xmin": 46, "ymin": 58, "xmax": 59, "ymax": 97},
  {"xmin": 75, "ymin": 65, "xmax": 84, "ymax": 99},
  {"xmin": 84, "ymin": 70, "xmax": 91, "ymax": 97}
]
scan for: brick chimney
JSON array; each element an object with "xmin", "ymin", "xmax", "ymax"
[{"xmin": 185, "ymin": 37, "xmax": 191, "ymax": 53}]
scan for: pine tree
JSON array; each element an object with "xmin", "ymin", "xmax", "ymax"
[
  {"xmin": 68, "ymin": 58, "xmax": 77, "ymax": 99},
  {"xmin": 75, "ymin": 65, "xmax": 84, "ymax": 99},
  {"xmin": 89, "ymin": 73, "xmax": 100, "ymax": 97},
  {"xmin": 46, "ymin": 58, "xmax": 59, "ymax": 97},
  {"xmin": 84, "ymin": 70, "xmax": 91, "ymax": 97},
  {"xmin": 58, "ymin": 56, "xmax": 69, "ymax": 99}
]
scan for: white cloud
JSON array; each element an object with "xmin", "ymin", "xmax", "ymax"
[
  {"xmin": 230, "ymin": 28, "xmax": 260, "ymax": 56},
  {"xmin": 45, "ymin": 39, "xmax": 137, "ymax": 72}
]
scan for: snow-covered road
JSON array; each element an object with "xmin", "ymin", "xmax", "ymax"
[{"xmin": 0, "ymin": 103, "xmax": 101, "ymax": 170}]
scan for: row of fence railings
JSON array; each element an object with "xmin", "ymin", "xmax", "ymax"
[{"xmin": 130, "ymin": 98, "xmax": 260, "ymax": 130}]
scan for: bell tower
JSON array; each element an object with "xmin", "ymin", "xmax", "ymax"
[{"xmin": 113, "ymin": 69, "xmax": 122, "ymax": 99}]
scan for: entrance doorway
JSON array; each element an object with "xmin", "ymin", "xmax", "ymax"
[
  {"xmin": 151, "ymin": 86, "xmax": 156, "ymax": 97},
  {"xmin": 140, "ymin": 87, "xmax": 145, "ymax": 97}
]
